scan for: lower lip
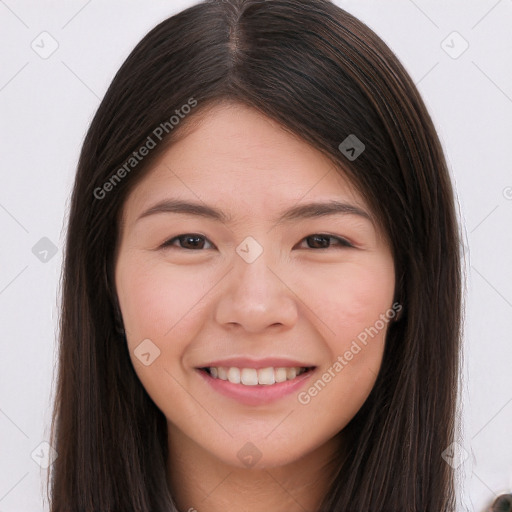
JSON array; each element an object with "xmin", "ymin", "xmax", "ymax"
[{"xmin": 196, "ymin": 368, "xmax": 316, "ymax": 406}]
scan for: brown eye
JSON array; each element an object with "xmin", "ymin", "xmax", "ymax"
[
  {"xmin": 161, "ymin": 234, "xmax": 214, "ymax": 250},
  {"xmin": 160, "ymin": 233, "xmax": 354, "ymax": 251},
  {"xmin": 299, "ymin": 234, "xmax": 354, "ymax": 249}
]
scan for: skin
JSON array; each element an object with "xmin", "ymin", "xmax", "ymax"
[{"xmin": 115, "ymin": 102, "xmax": 396, "ymax": 512}]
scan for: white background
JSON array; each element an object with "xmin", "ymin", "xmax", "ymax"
[{"xmin": 0, "ymin": 1, "xmax": 511, "ymax": 511}]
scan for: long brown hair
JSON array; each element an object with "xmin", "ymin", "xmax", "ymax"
[{"xmin": 48, "ymin": 0, "xmax": 464, "ymax": 510}]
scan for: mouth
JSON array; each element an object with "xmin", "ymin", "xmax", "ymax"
[
  {"xmin": 196, "ymin": 364, "xmax": 317, "ymax": 406},
  {"xmin": 198, "ymin": 366, "xmax": 316, "ymax": 386}
]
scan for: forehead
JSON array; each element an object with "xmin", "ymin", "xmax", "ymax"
[{"xmin": 121, "ymin": 102, "xmax": 368, "ymax": 225}]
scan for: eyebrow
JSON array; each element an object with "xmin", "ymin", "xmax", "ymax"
[{"xmin": 135, "ymin": 198, "xmax": 373, "ymax": 225}]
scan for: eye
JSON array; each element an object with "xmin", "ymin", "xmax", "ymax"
[
  {"xmin": 160, "ymin": 233, "xmax": 354, "ymax": 251},
  {"xmin": 297, "ymin": 234, "xmax": 354, "ymax": 250},
  {"xmin": 161, "ymin": 234, "xmax": 215, "ymax": 250}
]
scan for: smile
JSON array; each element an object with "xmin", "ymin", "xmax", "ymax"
[
  {"xmin": 196, "ymin": 365, "xmax": 317, "ymax": 406},
  {"xmin": 201, "ymin": 366, "xmax": 313, "ymax": 386}
]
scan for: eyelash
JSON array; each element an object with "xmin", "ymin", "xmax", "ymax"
[{"xmin": 160, "ymin": 233, "xmax": 355, "ymax": 251}]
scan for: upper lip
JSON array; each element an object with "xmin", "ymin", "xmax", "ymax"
[{"xmin": 197, "ymin": 357, "xmax": 316, "ymax": 369}]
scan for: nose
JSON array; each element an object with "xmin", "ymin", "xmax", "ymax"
[{"xmin": 214, "ymin": 248, "xmax": 298, "ymax": 334}]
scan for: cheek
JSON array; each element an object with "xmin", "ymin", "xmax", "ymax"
[
  {"xmin": 115, "ymin": 256, "xmax": 215, "ymax": 419},
  {"xmin": 116, "ymin": 255, "xmax": 213, "ymax": 343},
  {"xmin": 297, "ymin": 257, "xmax": 395, "ymax": 342},
  {"xmin": 294, "ymin": 258, "xmax": 394, "ymax": 411},
  {"xmin": 115, "ymin": 255, "xmax": 215, "ymax": 412}
]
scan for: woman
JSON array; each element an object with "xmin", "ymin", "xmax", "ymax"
[{"xmin": 48, "ymin": 0, "xmax": 484, "ymax": 510}]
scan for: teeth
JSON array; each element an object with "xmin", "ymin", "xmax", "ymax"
[
  {"xmin": 258, "ymin": 367, "xmax": 275, "ymax": 385},
  {"xmin": 241, "ymin": 368, "xmax": 258, "ymax": 386},
  {"xmin": 227, "ymin": 367, "xmax": 241, "ymax": 384},
  {"xmin": 286, "ymin": 367, "xmax": 297, "ymax": 380},
  {"xmin": 275, "ymin": 368, "xmax": 287, "ymax": 383},
  {"xmin": 206, "ymin": 366, "xmax": 308, "ymax": 385}
]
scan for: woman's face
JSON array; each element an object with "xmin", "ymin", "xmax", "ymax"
[{"xmin": 115, "ymin": 102, "xmax": 396, "ymax": 469}]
